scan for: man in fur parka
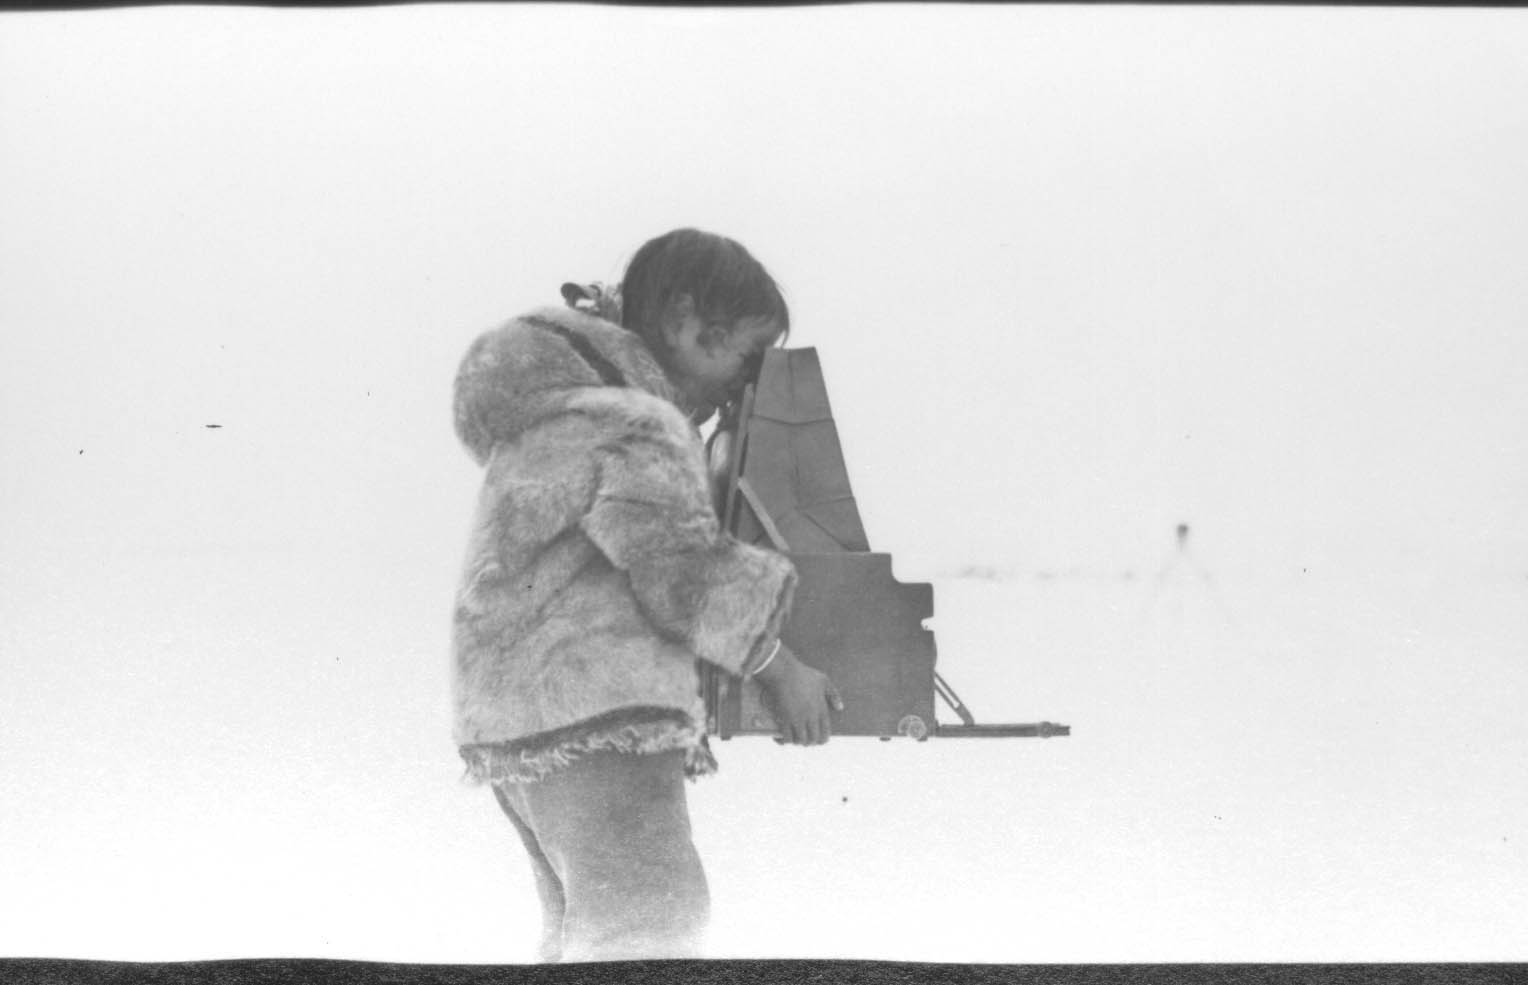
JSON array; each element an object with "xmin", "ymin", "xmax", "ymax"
[{"xmin": 451, "ymin": 229, "xmax": 841, "ymax": 962}]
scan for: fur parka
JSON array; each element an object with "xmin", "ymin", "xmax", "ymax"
[{"xmin": 451, "ymin": 305, "xmax": 796, "ymax": 782}]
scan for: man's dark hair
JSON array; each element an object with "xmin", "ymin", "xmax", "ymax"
[{"xmin": 620, "ymin": 229, "xmax": 790, "ymax": 349}]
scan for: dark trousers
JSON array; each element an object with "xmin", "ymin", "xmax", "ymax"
[{"xmin": 492, "ymin": 749, "xmax": 710, "ymax": 963}]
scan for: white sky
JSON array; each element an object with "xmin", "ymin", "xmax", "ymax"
[{"xmin": 1, "ymin": 3, "xmax": 1526, "ymax": 964}]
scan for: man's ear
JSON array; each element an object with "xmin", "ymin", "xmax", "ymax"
[{"xmin": 660, "ymin": 294, "xmax": 695, "ymax": 344}]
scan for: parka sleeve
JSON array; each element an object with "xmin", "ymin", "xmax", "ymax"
[{"xmin": 578, "ymin": 431, "xmax": 797, "ymax": 677}]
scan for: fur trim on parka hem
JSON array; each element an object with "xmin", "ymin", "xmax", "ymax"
[{"xmin": 460, "ymin": 707, "xmax": 717, "ymax": 784}]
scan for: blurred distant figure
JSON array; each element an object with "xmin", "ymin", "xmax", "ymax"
[{"xmin": 1140, "ymin": 521, "xmax": 1236, "ymax": 630}]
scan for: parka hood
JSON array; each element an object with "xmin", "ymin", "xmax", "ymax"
[{"xmin": 453, "ymin": 306, "xmax": 680, "ymax": 466}]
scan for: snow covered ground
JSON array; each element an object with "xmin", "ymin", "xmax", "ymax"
[{"xmin": 2, "ymin": 542, "xmax": 1522, "ymax": 963}]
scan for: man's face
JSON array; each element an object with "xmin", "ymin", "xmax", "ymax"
[{"xmin": 664, "ymin": 312, "xmax": 782, "ymax": 422}]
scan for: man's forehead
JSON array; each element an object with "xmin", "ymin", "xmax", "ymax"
[{"xmin": 735, "ymin": 316, "xmax": 784, "ymax": 346}]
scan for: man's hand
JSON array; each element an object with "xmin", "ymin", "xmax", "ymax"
[{"xmin": 753, "ymin": 643, "xmax": 844, "ymax": 745}]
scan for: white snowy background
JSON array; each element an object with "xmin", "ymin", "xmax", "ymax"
[{"xmin": 2, "ymin": 4, "xmax": 1525, "ymax": 964}]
